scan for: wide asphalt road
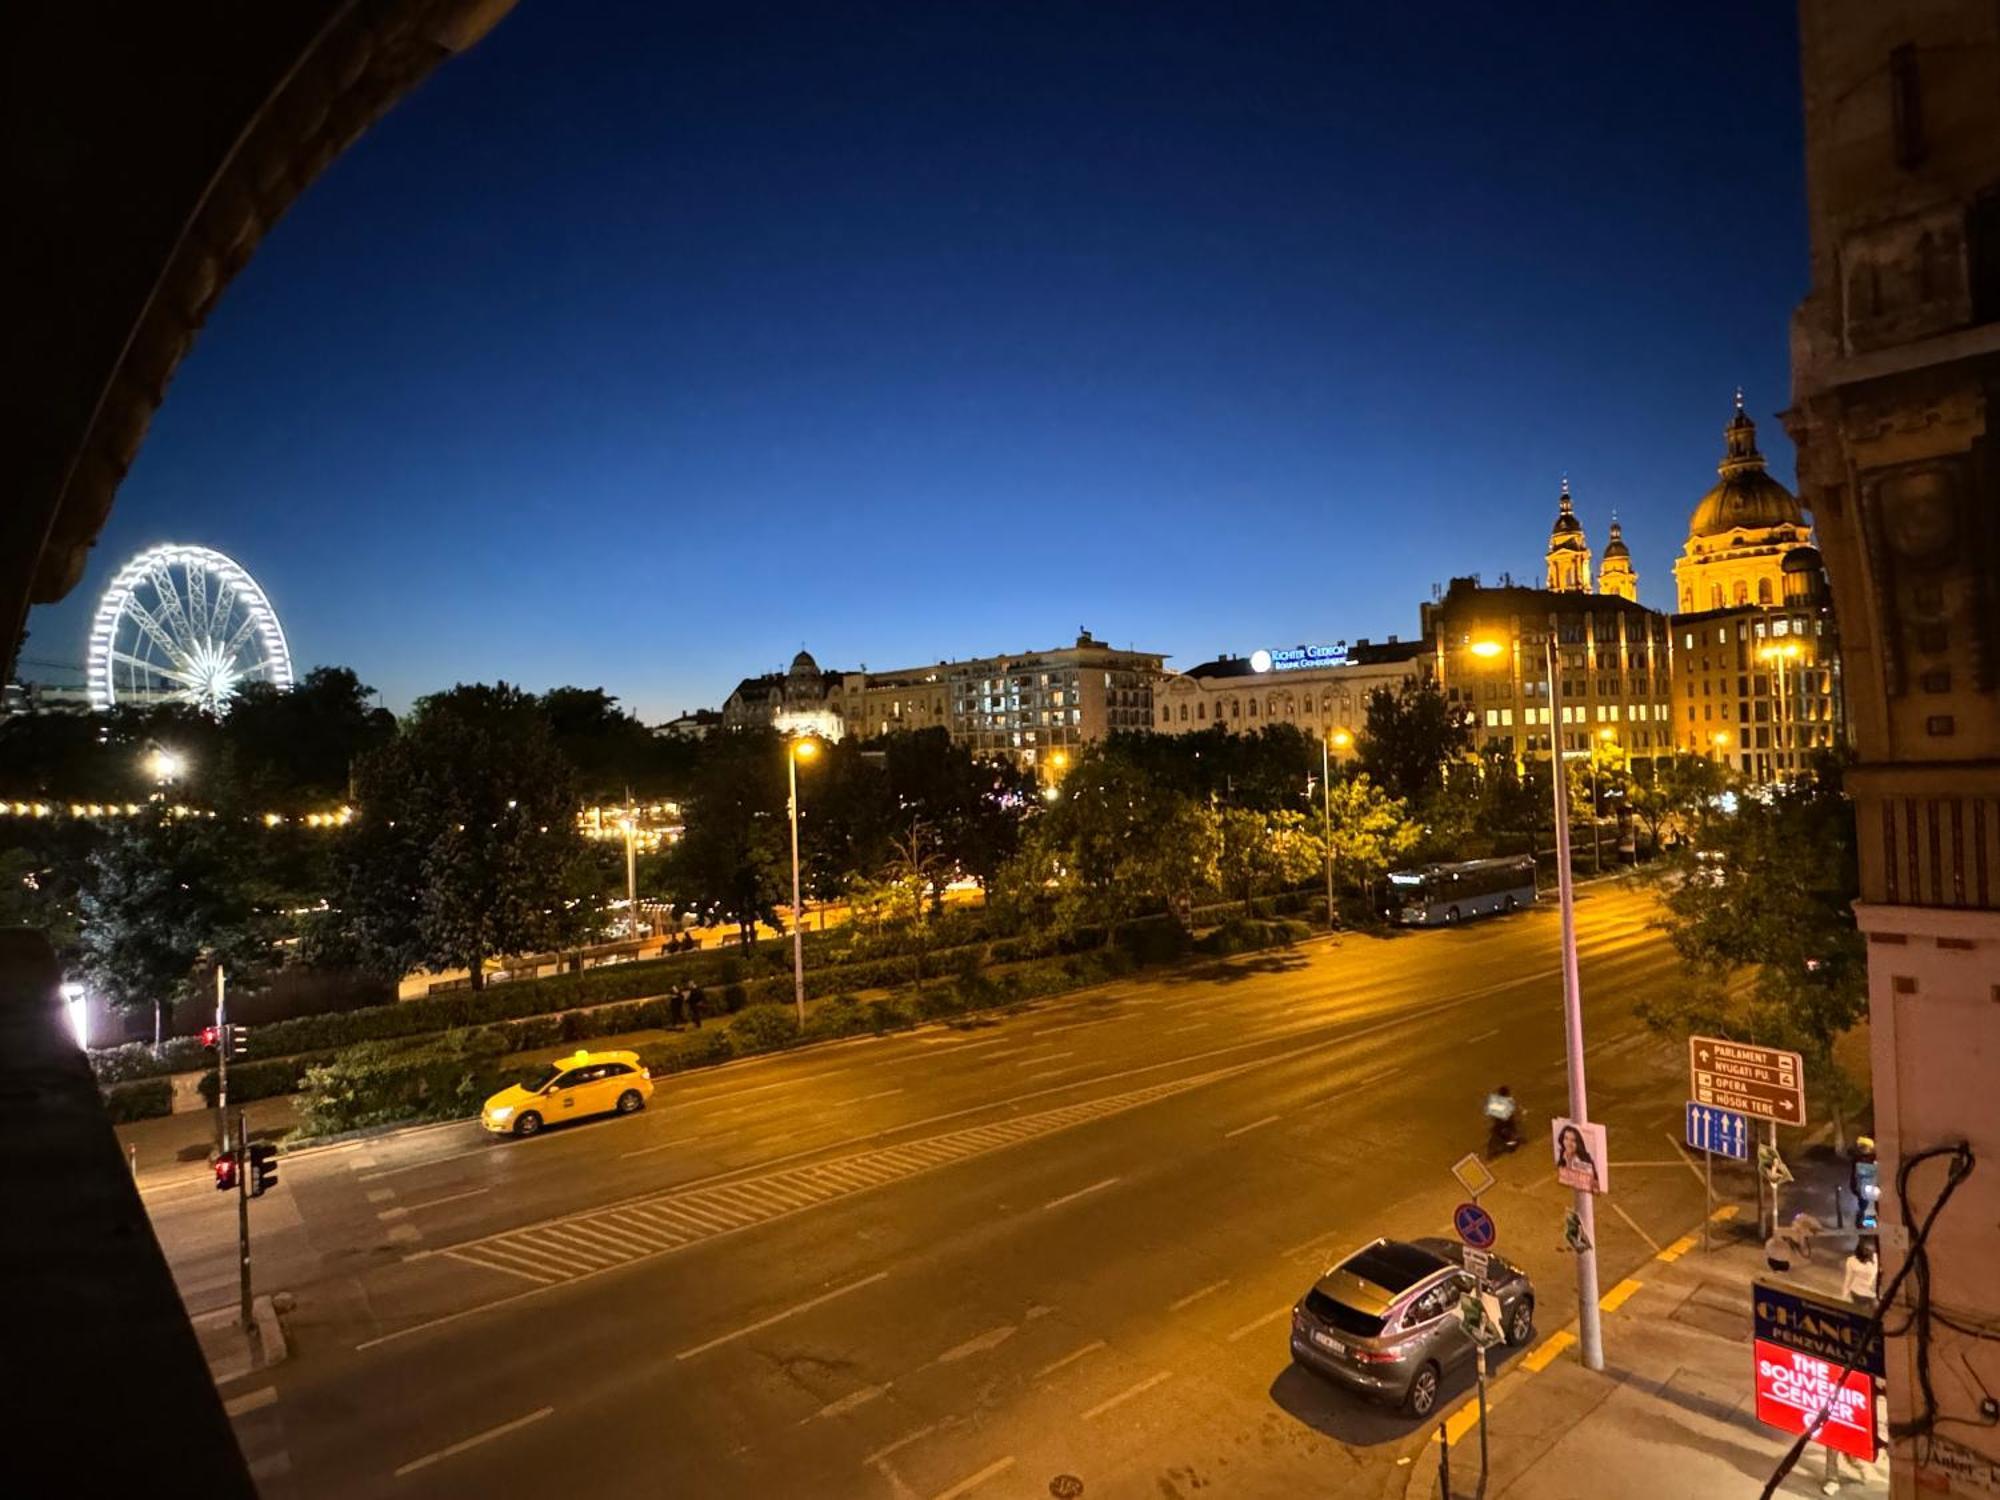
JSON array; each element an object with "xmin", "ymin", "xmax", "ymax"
[{"xmin": 147, "ymin": 883, "xmax": 1727, "ymax": 1500}]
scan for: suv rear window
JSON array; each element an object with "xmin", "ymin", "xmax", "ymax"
[
  {"xmin": 1305, "ymin": 1289, "xmax": 1386, "ymax": 1339},
  {"xmin": 1345, "ymin": 1241, "xmax": 1448, "ymax": 1294}
]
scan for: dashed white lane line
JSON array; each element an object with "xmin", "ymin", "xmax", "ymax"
[
  {"xmin": 1035, "ymin": 1018, "xmax": 1116, "ymax": 1036},
  {"xmin": 1227, "ymin": 1306, "xmax": 1290, "ymax": 1342},
  {"xmin": 1466, "ymin": 1028, "xmax": 1500, "ymax": 1043},
  {"xmin": 224, "ymin": 1386, "xmax": 277, "ymax": 1418},
  {"xmin": 1020, "ymin": 1066, "xmax": 1086, "ymax": 1083},
  {"xmin": 385, "ymin": 1223, "xmax": 421, "ymax": 1246},
  {"xmin": 1281, "ymin": 1225, "xmax": 1343, "ymax": 1258},
  {"xmin": 619, "ymin": 1134, "xmax": 707, "ymax": 1159},
  {"xmin": 1081, "ymin": 1371, "xmax": 1172, "ymax": 1421},
  {"xmin": 674, "ymin": 1272, "xmax": 890, "ymax": 1360},
  {"xmin": 1042, "ymin": 1176, "xmax": 1120, "ymax": 1211},
  {"xmin": 1169, "ymin": 1280, "xmax": 1229, "ymax": 1312},
  {"xmin": 1224, "ymin": 1115, "xmax": 1281, "ymax": 1139},
  {"xmin": 938, "ymin": 1325, "xmax": 1015, "ymax": 1363},
  {"xmin": 358, "ymin": 1144, "xmax": 492, "ymax": 1182},
  {"xmin": 1020, "ymin": 1051, "xmax": 1076, "ymax": 1065},
  {"xmin": 930, "ymin": 1455, "xmax": 1016, "ymax": 1499},
  {"xmin": 366, "ymin": 1188, "xmax": 396, "ymax": 1204},
  {"xmin": 377, "ymin": 1207, "xmax": 409, "ymax": 1222},
  {"xmin": 403, "ymin": 1187, "xmax": 491, "ymax": 1213},
  {"xmin": 835, "ymin": 1088, "xmax": 906, "ymax": 1107},
  {"xmin": 814, "ymin": 1384, "xmax": 887, "ymax": 1420},
  {"xmin": 392, "ymin": 1406, "xmax": 553, "ymax": 1478},
  {"xmin": 1161, "ymin": 1020, "xmax": 1211, "ymax": 1036},
  {"xmin": 864, "ymin": 1422, "xmax": 942, "ymax": 1466},
  {"xmin": 1034, "ymin": 1340, "xmax": 1107, "ymax": 1381}
]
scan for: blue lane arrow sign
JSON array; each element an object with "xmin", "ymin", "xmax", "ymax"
[{"xmin": 1685, "ymin": 1101, "xmax": 1750, "ymax": 1160}]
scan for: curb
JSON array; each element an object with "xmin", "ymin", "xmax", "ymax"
[{"xmin": 251, "ymin": 1293, "xmax": 288, "ymax": 1368}]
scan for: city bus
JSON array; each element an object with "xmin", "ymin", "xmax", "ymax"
[{"xmin": 1381, "ymin": 856, "xmax": 1538, "ymax": 927}]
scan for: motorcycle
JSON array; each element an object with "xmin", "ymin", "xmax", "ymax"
[{"xmin": 1484, "ymin": 1090, "xmax": 1523, "ymax": 1156}]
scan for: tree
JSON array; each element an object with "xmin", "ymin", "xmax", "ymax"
[
  {"xmin": 1217, "ymin": 807, "xmax": 1322, "ymax": 915},
  {"xmin": 1639, "ymin": 759, "xmax": 1867, "ymax": 1139},
  {"xmin": 332, "ymin": 683, "xmax": 594, "ymax": 989},
  {"xmin": 72, "ymin": 811, "xmax": 272, "ymax": 1037},
  {"xmin": 1626, "ymin": 753, "xmax": 1728, "ymax": 855},
  {"xmin": 1358, "ymin": 681, "xmax": 1472, "ymax": 805},
  {"xmin": 879, "ymin": 729, "xmax": 1034, "ymax": 891},
  {"xmin": 1032, "ymin": 752, "xmax": 1220, "ymax": 941},
  {"xmin": 665, "ymin": 729, "xmax": 791, "ymax": 948},
  {"xmin": 538, "ymin": 687, "xmax": 665, "ymax": 801},
  {"xmin": 1322, "ymin": 772, "xmax": 1421, "ymax": 908},
  {"xmin": 220, "ymin": 666, "xmax": 393, "ymax": 807}
]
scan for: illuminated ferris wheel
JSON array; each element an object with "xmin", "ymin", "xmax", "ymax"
[{"xmin": 86, "ymin": 544, "xmax": 293, "ymax": 715}]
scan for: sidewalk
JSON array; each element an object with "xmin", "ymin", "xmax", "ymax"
[{"xmin": 1405, "ymin": 1207, "xmax": 1889, "ymax": 1500}]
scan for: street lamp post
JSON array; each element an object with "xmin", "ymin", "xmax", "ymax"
[
  {"xmin": 1757, "ymin": 641, "xmax": 1801, "ymax": 781},
  {"xmin": 786, "ymin": 737, "xmax": 819, "ymax": 1028},
  {"xmin": 1472, "ymin": 628, "xmax": 1605, "ymax": 1372},
  {"xmin": 1323, "ymin": 729, "xmax": 1352, "ymax": 927}
]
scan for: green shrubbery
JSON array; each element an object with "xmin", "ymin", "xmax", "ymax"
[
  {"xmin": 1196, "ymin": 916, "xmax": 1312, "ymax": 956},
  {"xmin": 100, "ymin": 1077, "xmax": 173, "ymax": 1123},
  {"xmin": 728, "ymin": 1003, "xmax": 802, "ymax": 1053},
  {"xmin": 294, "ymin": 1031, "xmax": 513, "ymax": 1137},
  {"xmin": 197, "ymin": 1052, "xmax": 341, "ymax": 1106}
]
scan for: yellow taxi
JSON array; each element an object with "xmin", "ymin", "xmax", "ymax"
[{"xmin": 481, "ymin": 1049, "xmax": 654, "ymax": 1138}]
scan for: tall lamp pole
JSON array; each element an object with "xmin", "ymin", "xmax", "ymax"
[
  {"xmin": 1323, "ymin": 728, "xmax": 1352, "ymax": 927},
  {"xmin": 1473, "ymin": 626, "xmax": 1604, "ymax": 1372},
  {"xmin": 787, "ymin": 737, "xmax": 820, "ymax": 1027}
]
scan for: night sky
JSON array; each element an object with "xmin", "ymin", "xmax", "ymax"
[{"xmin": 27, "ymin": 1, "xmax": 1807, "ymax": 721}]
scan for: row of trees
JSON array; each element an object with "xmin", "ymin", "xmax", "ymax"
[{"xmin": 4, "ymin": 668, "xmax": 1753, "ymax": 1038}]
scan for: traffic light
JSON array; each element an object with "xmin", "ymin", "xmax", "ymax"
[
  {"xmin": 214, "ymin": 1152, "xmax": 237, "ymax": 1191},
  {"xmin": 248, "ymin": 1143, "xmax": 278, "ymax": 1198},
  {"xmin": 227, "ymin": 1024, "xmax": 249, "ymax": 1059},
  {"xmin": 200, "ymin": 1024, "xmax": 248, "ymax": 1056},
  {"xmin": 200, "ymin": 1025, "xmax": 219, "ymax": 1050}
]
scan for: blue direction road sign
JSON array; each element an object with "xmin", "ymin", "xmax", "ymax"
[
  {"xmin": 1453, "ymin": 1201, "xmax": 1497, "ymax": 1249},
  {"xmin": 1685, "ymin": 1101, "xmax": 1750, "ymax": 1160}
]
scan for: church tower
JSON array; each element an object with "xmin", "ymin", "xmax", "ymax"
[
  {"xmin": 1598, "ymin": 515, "xmax": 1638, "ymax": 601},
  {"xmin": 1672, "ymin": 392, "xmax": 1812, "ymax": 611},
  {"xmin": 1544, "ymin": 477, "xmax": 1593, "ymax": 593}
]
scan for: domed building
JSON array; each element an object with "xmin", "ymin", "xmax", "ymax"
[
  {"xmin": 1666, "ymin": 394, "xmax": 1845, "ymax": 782},
  {"xmin": 1598, "ymin": 516, "xmax": 1639, "ymax": 602},
  {"xmin": 720, "ymin": 646, "xmax": 850, "ymax": 738},
  {"xmin": 1544, "ymin": 478, "xmax": 1593, "ymax": 593},
  {"xmin": 1672, "ymin": 393, "xmax": 1815, "ymax": 613}
]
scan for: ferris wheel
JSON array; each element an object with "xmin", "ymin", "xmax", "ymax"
[{"xmin": 86, "ymin": 544, "xmax": 293, "ymax": 715}]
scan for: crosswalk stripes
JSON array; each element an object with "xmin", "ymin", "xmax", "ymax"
[{"xmin": 436, "ymin": 1065, "xmax": 1235, "ymax": 1290}]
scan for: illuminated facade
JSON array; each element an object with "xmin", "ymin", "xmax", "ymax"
[
  {"xmin": 1665, "ymin": 396, "xmax": 1845, "ymax": 781},
  {"xmin": 1597, "ymin": 519, "xmax": 1639, "ymax": 602},
  {"xmin": 1155, "ymin": 639, "xmax": 1425, "ymax": 738},
  {"xmin": 1424, "ymin": 578, "xmax": 1674, "ymax": 772},
  {"xmin": 1544, "ymin": 480, "xmax": 1594, "ymax": 592},
  {"xmin": 721, "ymin": 650, "xmax": 849, "ymax": 739}
]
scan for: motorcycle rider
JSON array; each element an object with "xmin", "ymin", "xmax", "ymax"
[{"xmin": 1485, "ymin": 1085, "xmax": 1521, "ymax": 1152}]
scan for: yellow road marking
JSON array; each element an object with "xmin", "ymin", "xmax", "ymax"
[
  {"xmin": 1710, "ymin": 1204, "xmax": 1738, "ymax": 1223},
  {"xmin": 1656, "ymin": 1232, "xmax": 1699, "ymax": 1263},
  {"xmin": 1599, "ymin": 1277, "xmax": 1644, "ymax": 1313},
  {"xmin": 1523, "ymin": 1329, "xmax": 1575, "ymax": 1373},
  {"xmin": 1444, "ymin": 1400, "xmax": 1484, "ymax": 1445}
]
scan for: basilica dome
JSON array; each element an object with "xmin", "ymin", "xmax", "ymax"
[{"xmin": 1687, "ymin": 403, "xmax": 1806, "ymax": 538}]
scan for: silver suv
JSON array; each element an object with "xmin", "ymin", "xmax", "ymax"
[{"xmin": 1289, "ymin": 1236, "xmax": 1536, "ymax": 1417}]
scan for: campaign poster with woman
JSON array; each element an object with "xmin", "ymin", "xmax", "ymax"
[{"xmin": 1551, "ymin": 1118, "xmax": 1608, "ymax": 1193}]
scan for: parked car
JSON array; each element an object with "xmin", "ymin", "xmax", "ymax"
[{"xmin": 1289, "ymin": 1236, "xmax": 1535, "ymax": 1416}]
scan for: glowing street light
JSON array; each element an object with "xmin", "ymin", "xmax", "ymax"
[
  {"xmin": 1756, "ymin": 641, "xmax": 1804, "ymax": 779},
  {"xmin": 1468, "ymin": 622, "xmax": 1604, "ymax": 1372},
  {"xmin": 60, "ymin": 981, "xmax": 87, "ymax": 1050},
  {"xmin": 1320, "ymin": 728, "xmax": 1355, "ymax": 927},
  {"xmin": 146, "ymin": 748, "xmax": 186, "ymax": 786},
  {"xmin": 787, "ymin": 736, "xmax": 821, "ymax": 1026}
]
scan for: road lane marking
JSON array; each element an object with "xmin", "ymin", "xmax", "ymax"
[
  {"xmin": 392, "ymin": 1406, "xmax": 553, "ymax": 1478},
  {"xmin": 1020, "ymin": 1067, "xmax": 1085, "ymax": 1083},
  {"xmin": 931, "ymin": 1456, "xmax": 1016, "ymax": 1499},
  {"xmin": 1169, "ymin": 1280, "xmax": 1228, "ymax": 1311},
  {"xmin": 1161, "ymin": 1021, "xmax": 1210, "ymax": 1035},
  {"xmin": 1034, "ymin": 1340, "xmax": 1107, "ymax": 1380},
  {"xmin": 1710, "ymin": 1204, "xmax": 1739, "ymax": 1222},
  {"xmin": 224, "ymin": 1387, "xmax": 276, "ymax": 1418},
  {"xmin": 1466, "ymin": 1028, "xmax": 1500, "ymax": 1043},
  {"xmin": 1227, "ymin": 1306, "xmax": 1290, "ymax": 1342},
  {"xmin": 1280, "ymin": 1226, "xmax": 1343, "ymax": 1259},
  {"xmin": 864, "ymin": 1422, "xmax": 942, "ymax": 1466},
  {"xmin": 377, "ymin": 1207, "xmax": 408, "ymax": 1221},
  {"xmin": 366, "ymin": 1188, "xmax": 396, "ymax": 1204},
  {"xmin": 403, "ymin": 1186, "xmax": 491, "ymax": 1213},
  {"xmin": 1522, "ymin": 1329, "xmax": 1575, "ymax": 1372},
  {"xmin": 1021, "ymin": 1051, "xmax": 1076, "ymax": 1064},
  {"xmin": 1598, "ymin": 1277, "xmax": 1644, "ymax": 1313},
  {"xmin": 1042, "ymin": 1176, "xmax": 1120, "ymax": 1211},
  {"xmin": 358, "ymin": 1144, "xmax": 494, "ymax": 1181},
  {"xmin": 1665, "ymin": 1132, "xmax": 1709, "ymax": 1186},
  {"xmin": 814, "ymin": 1384, "xmax": 887, "ymax": 1420},
  {"xmin": 1655, "ymin": 1232, "xmax": 1700, "ymax": 1264},
  {"xmin": 1445, "ymin": 1398, "xmax": 1484, "ymax": 1445},
  {"xmin": 674, "ymin": 1272, "xmax": 890, "ymax": 1360},
  {"xmin": 619, "ymin": 1135, "xmax": 704, "ymax": 1159},
  {"xmin": 938, "ymin": 1325, "xmax": 1016, "ymax": 1362},
  {"xmin": 835, "ymin": 1088, "xmax": 906, "ymax": 1106},
  {"xmin": 1606, "ymin": 1199, "xmax": 1663, "ymax": 1254},
  {"xmin": 385, "ymin": 1223, "xmax": 420, "ymax": 1245},
  {"xmin": 1224, "ymin": 1114, "xmax": 1281, "ymax": 1139},
  {"xmin": 1035, "ymin": 1019, "xmax": 1115, "ymax": 1036},
  {"xmin": 1081, "ymin": 1371, "xmax": 1171, "ymax": 1421},
  {"xmin": 442, "ymin": 1248, "xmax": 553, "ymax": 1285}
]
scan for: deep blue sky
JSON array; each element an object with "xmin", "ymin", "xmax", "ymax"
[{"xmin": 29, "ymin": 1, "xmax": 1807, "ymax": 721}]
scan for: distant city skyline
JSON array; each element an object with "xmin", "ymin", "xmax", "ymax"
[{"xmin": 22, "ymin": 1, "xmax": 1806, "ymax": 722}]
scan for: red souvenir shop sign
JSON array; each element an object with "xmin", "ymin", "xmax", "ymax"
[{"xmin": 1753, "ymin": 1337, "xmax": 1878, "ymax": 1461}]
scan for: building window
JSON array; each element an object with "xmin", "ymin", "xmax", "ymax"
[{"xmin": 1891, "ymin": 42, "xmax": 1926, "ymax": 170}]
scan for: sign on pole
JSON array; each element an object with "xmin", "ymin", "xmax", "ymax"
[
  {"xmin": 1451, "ymin": 1152, "xmax": 1496, "ymax": 1201},
  {"xmin": 1463, "ymin": 1247, "xmax": 1492, "ymax": 1283},
  {"xmin": 1684, "ymin": 1101, "xmax": 1750, "ymax": 1160},
  {"xmin": 1550, "ymin": 1118, "xmax": 1609, "ymax": 1193},
  {"xmin": 1753, "ymin": 1282, "xmax": 1885, "ymax": 1378},
  {"xmin": 1453, "ymin": 1201, "xmax": 1497, "ymax": 1250},
  {"xmin": 1689, "ymin": 1036, "xmax": 1807, "ymax": 1127}
]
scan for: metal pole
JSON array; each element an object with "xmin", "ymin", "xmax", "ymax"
[
  {"xmin": 214, "ymin": 964, "xmax": 228, "ymax": 1153},
  {"xmin": 624, "ymin": 796, "xmax": 639, "ymax": 942},
  {"xmin": 1322, "ymin": 736, "xmax": 1335, "ymax": 928},
  {"xmin": 1437, "ymin": 1421, "xmax": 1451, "ymax": 1499},
  {"xmin": 1547, "ymin": 632, "xmax": 1605, "ymax": 1371},
  {"xmin": 1702, "ymin": 1148, "xmax": 1713, "ymax": 1253},
  {"xmin": 788, "ymin": 749, "xmax": 805, "ymax": 1028},
  {"xmin": 1476, "ymin": 1349, "xmax": 1490, "ymax": 1499},
  {"xmin": 235, "ymin": 1108, "xmax": 252, "ymax": 1330},
  {"xmin": 1590, "ymin": 758, "xmax": 1602, "ymax": 875}
]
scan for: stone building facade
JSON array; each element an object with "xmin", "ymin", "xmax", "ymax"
[
  {"xmin": 1785, "ymin": 7, "xmax": 2000, "ymax": 1493},
  {"xmin": 1154, "ymin": 639, "xmax": 1425, "ymax": 740}
]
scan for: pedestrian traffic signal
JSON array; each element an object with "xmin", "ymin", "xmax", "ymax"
[
  {"xmin": 226, "ymin": 1024, "xmax": 249, "ymax": 1058},
  {"xmin": 200, "ymin": 1025, "xmax": 220, "ymax": 1050},
  {"xmin": 214, "ymin": 1152, "xmax": 237, "ymax": 1191},
  {"xmin": 248, "ymin": 1142, "xmax": 278, "ymax": 1197}
]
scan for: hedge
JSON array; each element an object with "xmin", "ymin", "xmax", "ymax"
[
  {"xmin": 197, "ymin": 1051, "xmax": 342, "ymax": 1107},
  {"xmin": 1195, "ymin": 916, "xmax": 1313, "ymax": 957},
  {"xmin": 293, "ymin": 1032, "xmax": 515, "ymax": 1137},
  {"xmin": 100, "ymin": 1077, "xmax": 174, "ymax": 1123}
]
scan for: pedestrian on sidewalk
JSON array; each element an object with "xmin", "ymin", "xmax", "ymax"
[
  {"xmin": 687, "ymin": 983, "xmax": 705, "ymax": 1029},
  {"xmin": 1766, "ymin": 1211, "xmax": 1829, "ymax": 1271},
  {"xmin": 668, "ymin": 986, "xmax": 685, "ymax": 1027},
  {"xmin": 1841, "ymin": 1239, "xmax": 1879, "ymax": 1306}
]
